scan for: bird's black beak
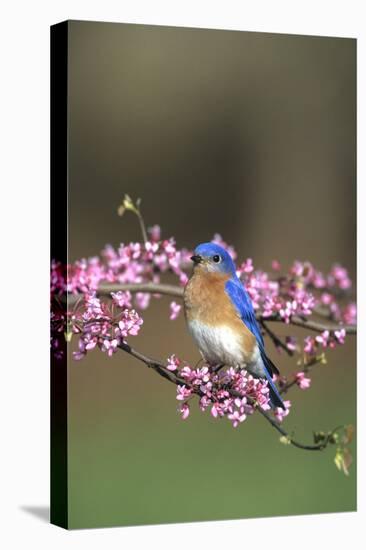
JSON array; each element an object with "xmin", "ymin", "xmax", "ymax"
[{"xmin": 190, "ymin": 254, "xmax": 202, "ymax": 264}]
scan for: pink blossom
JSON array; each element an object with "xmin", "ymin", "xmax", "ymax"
[
  {"xmin": 239, "ymin": 258, "xmax": 254, "ymax": 274},
  {"xmin": 129, "ymin": 242, "xmax": 142, "ymax": 260},
  {"xmin": 145, "ymin": 241, "xmax": 159, "ymax": 254},
  {"xmin": 279, "ymin": 300, "xmax": 297, "ymax": 323},
  {"xmin": 312, "ymin": 270, "xmax": 327, "ymax": 288},
  {"xmin": 271, "ymin": 260, "xmax": 281, "ymax": 271},
  {"xmin": 162, "ymin": 238, "xmax": 177, "ymax": 257},
  {"xmin": 286, "ymin": 336, "xmax": 297, "ymax": 352},
  {"xmin": 225, "ymin": 367, "xmax": 237, "ymax": 382},
  {"xmin": 135, "ymin": 292, "xmax": 151, "ymax": 310},
  {"xmin": 290, "ymin": 261, "xmax": 304, "ymax": 277},
  {"xmin": 117, "ymin": 309, "xmax": 143, "ymax": 337},
  {"xmin": 342, "ymin": 303, "xmax": 356, "ymax": 325},
  {"xmin": 179, "ymin": 272, "xmax": 189, "ymax": 286},
  {"xmin": 262, "ymin": 296, "xmax": 276, "ymax": 318},
  {"xmin": 167, "ymin": 354, "xmax": 180, "ymax": 371},
  {"xmin": 101, "ymin": 338, "xmax": 119, "ymax": 357},
  {"xmin": 73, "ymin": 350, "xmax": 85, "ymax": 361},
  {"xmin": 274, "ymin": 400, "xmax": 291, "ymax": 422},
  {"xmin": 329, "ymin": 302, "xmax": 341, "ymax": 321},
  {"xmin": 321, "ymin": 292, "xmax": 333, "ymax": 305},
  {"xmin": 179, "ymin": 403, "xmax": 190, "ymax": 420},
  {"xmin": 211, "ymin": 402, "xmax": 222, "ymax": 418},
  {"xmin": 291, "ymin": 289, "xmax": 315, "ymax": 316},
  {"xmin": 82, "ymin": 332, "xmax": 98, "ymax": 351},
  {"xmin": 176, "ymin": 385, "xmax": 192, "ymax": 401},
  {"xmin": 148, "ymin": 225, "xmax": 161, "ymax": 242},
  {"xmin": 180, "ymin": 366, "xmax": 193, "ymax": 380},
  {"xmin": 334, "ymin": 328, "xmax": 346, "ymax": 345},
  {"xmin": 199, "ymin": 395, "xmax": 211, "ymax": 411},
  {"xmin": 228, "ymin": 410, "xmax": 246, "ymax": 428},
  {"xmin": 85, "ymin": 293, "xmax": 104, "ymax": 316},
  {"xmin": 315, "ymin": 330, "xmax": 330, "ymax": 348},
  {"xmin": 73, "ymin": 338, "xmax": 87, "ymax": 361},
  {"xmin": 169, "ymin": 301, "xmax": 181, "ymax": 320},
  {"xmin": 111, "ymin": 290, "xmax": 132, "ymax": 308},
  {"xmin": 295, "ymin": 372, "xmax": 311, "ymax": 390},
  {"xmin": 304, "ymin": 336, "xmax": 316, "ymax": 354},
  {"xmin": 187, "ymin": 366, "xmax": 211, "ymax": 386},
  {"xmin": 329, "ymin": 264, "xmax": 352, "ymax": 290}
]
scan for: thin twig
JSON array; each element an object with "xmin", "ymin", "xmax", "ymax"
[
  {"xmin": 260, "ymin": 320, "xmax": 294, "ymax": 356},
  {"xmin": 279, "ymin": 355, "xmax": 322, "ymax": 395},
  {"xmin": 279, "ymin": 378, "xmax": 298, "ymax": 395},
  {"xmin": 137, "ymin": 211, "xmax": 148, "ymax": 244},
  {"xmin": 254, "ymin": 406, "xmax": 335, "ymax": 451}
]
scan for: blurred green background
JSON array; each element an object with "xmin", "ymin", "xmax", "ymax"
[{"xmin": 66, "ymin": 21, "xmax": 356, "ymax": 528}]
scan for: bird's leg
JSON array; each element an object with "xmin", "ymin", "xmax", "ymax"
[
  {"xmin": 211, "ymin": 363, "xmax": 226, "ymax": 373},
  {"xmin": 194, "ymin": 357, "xmax": 204, "ymax": 369}
]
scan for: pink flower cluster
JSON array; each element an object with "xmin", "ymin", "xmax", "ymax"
[
  {"xmin": 235, "ymin": 257, "xmax": 355, "ymax": 328},
  {"xmin": 168, "ymin": 358, "xmax": 290, "ymax": 428},
  {"xmin": 51, "ymin": 226, "xmax": 192, "ymax": 320},
  {"xmin": 74, "ymin": 292, "xmax": 143, "ymax": 360},
  {"xmin": 275, "ymin": 327, "xmax": 347, "ymax": 358},
  {"xmin": 303, "ymin": 328, "xmax": 346, "ymax": 355},
  {"xmin": 234, "ymin": 261, "xmax": 318, "ymax": 325},
  {"xmin": 50, "ymin": 291, "xmax": 143, "ymax": 361},
  {"xmin": 289, "ymin": 261, "xmax": 352, "ymax": 290},
  {"xmin": 51, "ymin": 227, "xmax": 356, "ymax": 330}
]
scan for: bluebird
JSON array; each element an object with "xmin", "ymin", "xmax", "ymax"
[{"xmin": 183, "ymin": 242, "xmax": 285, "ymax": 410}]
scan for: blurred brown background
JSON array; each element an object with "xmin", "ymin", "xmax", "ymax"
[{"xmin": 67, "ymin": 21, "xmax": 356, "ymax": 528}]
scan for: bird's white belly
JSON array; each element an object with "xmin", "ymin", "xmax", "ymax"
[{"xmin": 188, "ymin": 319, "xmax": 250, "ymax": 367}]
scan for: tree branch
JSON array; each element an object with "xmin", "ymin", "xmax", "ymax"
[
  {"xmin": 117, "ymin": 341, "xmax": 338, "ymax": 452},
  {"xmin": 96, "ymin": 282, "xmax": 356, "ymax": 334},
  {"xmin": 99, "ymin": 282, "xmax": 184, "ymax": 299},
  {"xmin": 267, "ymin": 313, "xmax": 356, "ymax": 335}
]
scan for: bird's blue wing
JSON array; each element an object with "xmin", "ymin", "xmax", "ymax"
[
  {"xmin": 225, "ymin": 277, "xmax": 280, "ymax": 379},
  {"xmin": 225, "ymin": 277, "xmax": 264, "ymax": 346}
]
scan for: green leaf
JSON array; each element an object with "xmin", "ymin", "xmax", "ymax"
[
  {"xmin": 334, "ymin": 447, "xmax": 353, "ymax": 476},
  {"xmin": 342, "ymin": 425, "xmax": 354, "ymax": 445},
  {"xmin": 334, "ymin": 448, "xmax": 343, "ymax": 471},
  {"xmin": 341, "ymin": 448, "xmax": 353, "ymax": 476},
  {"xmin": 117, "ymin": 204, "xmax": 125, "ymax": 217},
  {"xmin": 64, "ymin": 330, "xmax": 73, "ymax": 343},
  {"xmin": 117, "ymin": 194, "xmax": 138, "ymax": 217},
  {"xmin": 317, "ymin": 353, "xmax": 327, "ymax": 365}
]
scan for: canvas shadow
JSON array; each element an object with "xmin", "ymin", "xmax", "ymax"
[{"xmin": 20, "ymin": 505, "xmax": 49, "ymax": 523}]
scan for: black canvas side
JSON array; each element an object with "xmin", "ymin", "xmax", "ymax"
[{"xmin": 50, "ymin": 20, "xmax": 68, "ymax": 530}]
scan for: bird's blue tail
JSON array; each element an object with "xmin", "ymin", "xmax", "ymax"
[
  {"xmin": 259, "ymin": 347, "xmax": 286, "ymax": 410},
  {"xmin": 266, "ymin": 374, "xmax": 286, "ymax": 410}
]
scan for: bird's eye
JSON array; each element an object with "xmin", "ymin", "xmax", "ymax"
[{"xmin": 212, "ymin": 254, "xmax": 221, "ymax": 263}]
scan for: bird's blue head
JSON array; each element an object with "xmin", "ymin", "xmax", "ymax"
[{"xmin": 191, "ymin": 242, "xmax": 237, "ymax": 276}]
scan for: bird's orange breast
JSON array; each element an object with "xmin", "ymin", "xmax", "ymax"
[{"xmin": 184, "ymin": 270, "xmax": 256, "ymax": 355}]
